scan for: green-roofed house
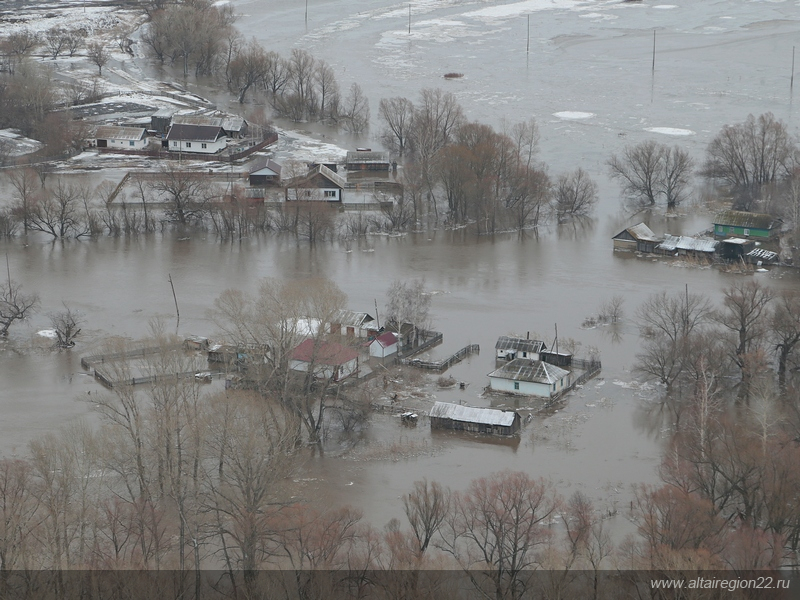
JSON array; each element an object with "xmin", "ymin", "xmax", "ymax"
[{"xmin": 713, "ymin": 210, "xmax": 781, "ymax": 240}]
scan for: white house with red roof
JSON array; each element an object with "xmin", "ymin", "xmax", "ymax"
[
  {"xmin": 369, "ymin": 331, "xmax": 399, "ymax": 359},
  {"xmin": 289, "ymin": 339, "xmax": 359, "ymax": 382}
]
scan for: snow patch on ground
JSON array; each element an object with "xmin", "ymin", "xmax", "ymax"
[
  {"xmin": 553, "ymin": 111, "xmax": 594, "ymax": 120},
  {"xmin": 644, "ymin": 127, "xmax": 695, "ymax": 136}
]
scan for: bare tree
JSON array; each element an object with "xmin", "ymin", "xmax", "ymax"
[
  {"xmin": 385, "ymin": 279, "xmax": 432, "ymax": 346},
  {"xmin": 704, "ymin": 112, "xmax": 796, "ymax": 195},
  {"xmin": 552, "ymin": 168, "xmax": 598, "ymax": 222},
  {"xmin": 6, "ymin": 29, "xmax": 38, "ymax": 59},
  {"xmin": 599, "ymin": 295, "xmax": 625, "ymax": 324},
  {"xmin": 149, "ymin": 166, "xmax": 213, "ymax": 224},
  {"xmin": 227, "ymin": 38, "xmax": 268, "ymax": 103},
  {"xmin": 714, "ymin": 280, "xmax": 774, "ymax": 398},
  {"xmin": 403, "ymin": 478, "xmax": 450, "ymax": 558},
  {"xmin": 771, "ymin": 290, "xmax": 800, "ymax": 388},
  {"xmin": 27, "ymin": 179, "xmax": 86, "ymax": 238},
  {"xmin": 49, "ymin": 304, "xmax": 84, "ymax": 348},
  {"xmin": 86, "ymin": 42, "xmax": 110, "ymax": 75},
  {"xmin": 378, "ymin": 97, "xmax": 414, "ymax": 155},
  {"xmin": 340, "ymin": 83, "xmax": 370, "ymax": 134},
  {"xmin": 608, "ymin": 140, "xmax": 664, "ymax": 207},
  {"xmin": 314, "ymin": 61, "xmax": 340, "ymax": 121},
  {"xmin": 44, "ymin": 27, "xmax": 68, "ymax": 59},
  {"xmin": 661, "ymin": 146, "xmax": 694, "ymax": 209},
  {"xmin": 6, "ymin": 167, "xmax": 40, "ymax": 232}
]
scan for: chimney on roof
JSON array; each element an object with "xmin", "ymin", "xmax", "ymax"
[{"xmin": 526, "ymin": 331, "xmax": 530, "ymax": 340}]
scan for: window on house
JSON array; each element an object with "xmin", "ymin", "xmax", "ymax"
[
  {"xmin": 186, "ymin": 142, "xmax": 192, "ymax": 148},
  {"xmin": 324, "ymin": 190, "xmax": 336, "ymax": 198},
  {"xmin": 552, "ymin": 383, "xmax": 556, "ymax": 391},
  {"xmin": 129, "ymin": 141, "xmax": 134, "ymax": 146},
  {"xmin": 172, "ymin": 141, "xmax": 177, "ymax": 147},
  {"xmin": 743, "ymin": 228, "xmax": 749, "ymax": 236},
  {"xmin": 201, "ymin": 143, "xmax": 207, "ymax": 149},
  {"xmin": 514, "ymin": 382, "xmax": 519, "ymax": 390}
]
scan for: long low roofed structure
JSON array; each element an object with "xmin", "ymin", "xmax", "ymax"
[{"xmin": 429, "ymin": 401, "xmax": 521, "ymax": 436}]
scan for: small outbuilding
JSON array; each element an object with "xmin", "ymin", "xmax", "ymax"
[
  {"xmin": 369, "ymin": 331, "xmax": 399, "ymax": 358},
  {"xmin": 326, "ymin": 310, "xmax": 377, "ymax": 338},
  {"xmin": 612, "ymin": 223, "xmax": 661, "ymax": 253},
  {"xmin": 345, "ymin": 150, "xmax": 390, "ymax": 172},
  {"xmin": 714, "ymin": 210, "xmax": 781, "ymax": 240},
  {"xmin": 94, "ymin": 126, "xmax": 148, "ymax": 150},
  {"xmin": 290, "ymin": 339, "xmax": 359, "ymax": 382},
  {"xmin": 248, "ymin": 157, "xmax": 282, "ymax": 187},
  {"xmin": 488, "ymin": 358, "xmax": 571, "ymax": 397},
  {"xmin": 284, "ymin": 164, "xmax": 346, "ymax": 202},
  {"xmin": 657, "ymin": 235, "xmax": 718, "ymax": 259},
  {"xmin": 429, "ymin": 401, "xmax": 521, "ymax": 436},
  {"xmin": 495, "ymin": 336, "xmax": 547, "ymax": 361}
]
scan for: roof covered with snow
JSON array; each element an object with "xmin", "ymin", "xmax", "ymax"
[
  {"xmin": 429, "ymin": 401, "xmax": 518, "ymax": 427},
  {"xmin": 488, "ymin": 359, "xmax": 570, "ymax": 384}
]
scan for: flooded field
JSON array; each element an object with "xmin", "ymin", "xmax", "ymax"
[{"xmin": 2, "ymin": 0, "xmax": 800, "ymax": 531}]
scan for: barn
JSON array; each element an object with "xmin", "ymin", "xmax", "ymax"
[
  {"xmin": 612, "ymin": 223, "xmax": 661, "ymax": 253},
  {"xmin": 429, "ymin": 401, "xmax": 521, "ymax": 436}
]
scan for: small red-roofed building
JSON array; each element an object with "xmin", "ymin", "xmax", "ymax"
[
  {"xmin": 290, "ymin": 339, "xmax": 359, "ymax": 382},
  {"xmin": 369, "ymin": 331, "xmax": 399, "ymax": 359}
]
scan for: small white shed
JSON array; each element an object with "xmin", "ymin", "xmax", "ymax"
[{"xmin": 369, "ymin": 331, "xmax": 399, "ymax": 358}]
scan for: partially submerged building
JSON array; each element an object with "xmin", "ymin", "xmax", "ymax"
[
  {"xmin": 495, "ymin": 336, "xmax": 546, "ymax": 361},
  {"xmin": 487, "ymin": 358, "xmax": 571, "ymax": 397},
  {"xmin": 612, "ymin": 223, "xmax": 661, "ymax": 253},
  {"xmin": 714, "ymin": 210, "xmax": 781, "ymax": 240},
  {"xmin": 657, "ymin": 235, "xmax": 718, "ymax": 259},
  {"xmin": 248, "ymin": 157, "xmax": 282, "ymax": 187},
  {"xmin": 345, "ymin": 150, "xmax": 390, "ymax": 172},
  {"xmin": 429, "ymin": 401, "xmax": 521, "ymax": 436},
  {"xmin": 289, "ymin": 339, "xmax": 359, "ymax": 382},
  {"xmin": 326, "ymin": 310, "xmax": 377, "ymax": 338},
  {"xmin": 284, "ymin": 164, "xmax": 346, "ymax": 202}
]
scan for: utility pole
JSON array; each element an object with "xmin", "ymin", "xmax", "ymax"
[
  {"xmin": 168, "ymin": 273, "xmax": 180, "ymax": 328},
  {"xmin": 792, "ymin": 46, "xmax": 796, "ymax": 93},
  {"xmin": 408, "ymin": 3, "xmax": 411, "ymax": 35},
  {"xmin": 305, "ymin": 0, "xmax": 308, "ymax": 25},
  {"xmin": 526, "ymin": 14, "xmax": 530, "ymax": 54},
  {"xmin": 652, "ymin": 29, "xmax": 656, "ymax": 74}
]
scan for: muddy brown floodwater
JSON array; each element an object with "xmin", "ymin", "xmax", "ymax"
[{"xmin": 3, "ymin": 0, "xmax": 800, "ymax": 532}]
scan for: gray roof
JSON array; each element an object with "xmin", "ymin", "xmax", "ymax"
[
  {"xmin": 747, "ymin": 248, "xmax": 779, "ymax": 261},
  {"xmin": 248, "ymin": 157, "xmax": 282, "ymax": 177},
  {"xmin": 172, "ymin": 115, "xmax": 224, "ymax": 128},
  {"xmin": 495, "ymin": 336, "xmax": 546, "ymax": 353},
  {"xmin": 626, "ymin": 223, "xmax": 660, "ymax": 242},
  {"xmin": 346, "ymin": 150, "xmax": 389, "ymax": 164},
  {"xmin": 658, "ymin": 234, "xmax": 718, "ymax": 253},
  {"xmin": 94, "ymin": 126, "xmax": 146, "ymax": 141},
  {"xmin": 488, "ymin": 359, "xmax": 570, "ymax": 384},
  {"xmin": 152, "ymin": 108, "xmax": 175, "ymax": 118},
  {"xmin": 714, "ymin": 210, "xmax": 778, "ymax": 230},
  {"xmin": 166, "ymin": 124, "xmax": 225, "ymax": 142},
  {"xmin": 221, "ymin": 115, "xmax": 246, "ymax": 132},
  {"xmin": 429, "ymin": 401, "xmax": 518, "ymax": 427},
  {"xmin": 330, "ymin": 309, "xmax": 374, "ymax": 329},
  {"xmin": 287, "ymin": 164, "xmax": 347, "ymax": 189}
]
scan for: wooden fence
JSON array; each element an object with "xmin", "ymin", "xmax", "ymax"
[{"xmin": 80, "ymin": 345, "xmax": 182, "ymax": 370}]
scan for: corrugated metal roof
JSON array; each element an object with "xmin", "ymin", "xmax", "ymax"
[
  {"xmin": 626, "ymin": 223, "xmax": 660, "ymax": 242},
  {"xmin": 172, "ymin": 115, "xmax": 224, "ymax": 128},
  {"xmin": 488, "ymin": 359, "xmax": 570, "ymax": 384},
  {"xmin": 714, "ymin": 210, "xmax": 778, "ymax": 230},
  {"xmin": 372, "ymin": 332, "xmax": 398, "ymax": 348},
  {"xmin": 495, "ymin": 336, "xmax": 546, "ymax": 353},
  {"xmin": 330, "ymin": 309, "xmax": 374, "ymax": 329},
  {"xmin": 658, "ymin": 234, "xmax": 718, "ymax": 253},
  {"xmin": 249, "ymin": 157, "xmax": 282, "ymax": 177},
  {"xmin": 429, "ymin": 401, "xmax": 517, "ymax": 427},
  {"xmin": 94, "ymin": 126, "xmax": 146, "ymax": 141},
  {"xmin": 221, "ymin": 115, "xmax": 245, "ymax": 132}
]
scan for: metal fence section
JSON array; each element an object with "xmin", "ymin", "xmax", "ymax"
[{"xmin": 402, "ymin": 344, "xmax": 480, "ymax": 371}]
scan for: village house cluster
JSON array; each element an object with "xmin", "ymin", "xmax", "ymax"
[{"xmin": 612, "ymin": 210, "xmax": 782, "ymax": 265}]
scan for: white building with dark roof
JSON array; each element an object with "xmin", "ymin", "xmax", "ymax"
[
  {"xmin": 488, "ymin": 358, "xmax": 571, "ymax": 397},
  {"xmin": 165, "ymin": 124, "xmax": 227, "ymax": 154}
]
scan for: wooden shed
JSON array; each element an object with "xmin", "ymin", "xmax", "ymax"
[
  {"xmin": 429, "ymin": 401, "xmax": 521, "ymax": 436},
  {"xmin": 248, "ymin": 158, "xmax": 282, "ymax": 187},
  {"xmin": 612, "ymin": 223, "xmax": 661, "ymax": 253}
]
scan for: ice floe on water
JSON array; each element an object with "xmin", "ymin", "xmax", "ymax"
[
  {"xmin": 464, "ymin": 0, "xmax": 583, "ymax": 20},
  {"xmin": 653, "ymin": 5, "xmax": 678, "ymax": 9},
  {"xmin": 37, "ymin": 330, "xmax": 58, "ymax": 339},
  {"xmin": 553, "ymin": 111, "xmax": 595, "ymax": 120},
  {"xmin": 644, "ymin": 127, "xmax": 695, "ymax": 136}
]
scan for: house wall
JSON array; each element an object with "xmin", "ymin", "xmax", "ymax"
[
  {"xmin": 370, "ymin": 342, "xmax": 398, "ymax": 358},
  {"xmin": 613, "ymin": 239, "xmax": 637, "ymax": 251},
  {"xmin": 290, "ymin": 357, "xmax": 358, "ymax": 381},
  {"xmin": 430, "ymin": 416, "xmax": 519, "ymax": 436},
  {"xmin": 488, "ymin": 376, "xmax": 558, "ymax": 397},
  {"xmin": 168, "ymin": 138, "xmax": 226, "ymax": 154},
  {"xmin": 496, "ymin": 349, "xmax": 540, "ymax": 360},
  {"xmin": 287, "ymin": 187, "xmax": 341, "ymax": 202},
  {"xmin": 99, "ymin": 137, "xmax": 148, "ymax": 149},
  {"xmin": 714, "ymin": 225, "xmax": 771, "ymax": 239}
]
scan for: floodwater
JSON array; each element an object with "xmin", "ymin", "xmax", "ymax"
[{"xmin": 3, "ymin": 0, "xmax": 800, "ymax": 530}]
